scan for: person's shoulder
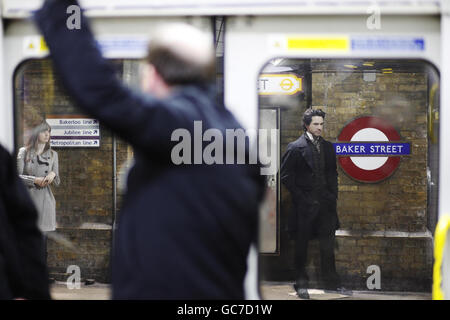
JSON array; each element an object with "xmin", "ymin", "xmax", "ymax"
[
  {"xmin": 175, "ymin": 84, "xmax": 217, "ymax": 107},
  {"xmin": 157, "ymin": 84, "xmax": 209, "ymax": 120},
  {"xmin": 0, "ymin": 145, "xmax": 13, "ymax": 180},
  {"xmin": 0, "ymin": 144, "xmax": 11, "ymax": 159},
  {"xmin": 172, "ymin": 84, "xmax": 206, "ymax": 100},
  {"xmin": 285, "ymin": 142, "xmax": 296, "ymax": 151},
  {"xmin": 289, "ymin": 135, "xmax": 307, "ymax": 149}
]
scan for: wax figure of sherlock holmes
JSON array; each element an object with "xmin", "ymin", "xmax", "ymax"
[{"xmin": 281, "ymin": 109, "xmax": 343, "ymax": 299}]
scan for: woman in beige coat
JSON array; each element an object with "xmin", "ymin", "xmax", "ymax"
[{"xmin": 17, "ymin": 122, "xmax": 60, "ymax": 232}]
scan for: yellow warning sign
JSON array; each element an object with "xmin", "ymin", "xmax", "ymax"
[
  {"xmin": 23, "ymin": 36, "xmax": 49, "ymax": 55},
  {"xmin": 287, "ymin": 37, "xmax": 349, "ymax": 51}
]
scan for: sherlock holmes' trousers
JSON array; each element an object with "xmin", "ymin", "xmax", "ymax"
[{"xmin": 294, "ymin": 201, "xmax": 339, "ymax": 288}]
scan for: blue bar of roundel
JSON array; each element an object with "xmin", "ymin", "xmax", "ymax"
[{"xmin": 333, "ymin": 142, "xmax": 410, "ymax": 156}]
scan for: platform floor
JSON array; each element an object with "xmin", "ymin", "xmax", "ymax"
[
  {"xmin": 50, "ymin": 281, "xmax": 431, "ymax": 300},
  {"xmin": 259, "ymin": 282, "xmax": 431, "ymax": 300}
]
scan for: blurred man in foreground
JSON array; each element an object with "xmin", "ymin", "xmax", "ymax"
[{"xmin": 35, "ymin": 0, "xmax": 265, "ymax": 299}]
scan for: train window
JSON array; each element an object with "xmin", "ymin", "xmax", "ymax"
[
  {"xmin": 13, "ymin": 58, "xmax": 141, "ymax": 283},
  {"xmin": 258, "ymin": 59, "xmax": 439, "ymax": 297}
]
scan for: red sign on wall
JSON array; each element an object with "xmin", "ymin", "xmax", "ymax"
[{"xmin": 336, "ymin": 116, "xmax": 410, "ymax": 183}]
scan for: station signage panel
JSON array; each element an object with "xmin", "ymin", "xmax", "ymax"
[
  {"xmin": 258, "ymin": 74, "xmax": 302, "ymax": 96},
  {"xmin": 335, "ymin": 116, "xmax": 410, "ymax": 183},
  {"xmin": 46, "ymin": 116, "xmax": 101, "ymax": 148}
]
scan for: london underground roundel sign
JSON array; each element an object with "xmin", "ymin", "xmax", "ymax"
[{"xmin": 335, "ymin": 116, "xmax": 410, "ymax": 183}]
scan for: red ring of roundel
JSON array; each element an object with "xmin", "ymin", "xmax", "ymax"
[{"xmin": 337, "ymin": 116, "xmax": 401, "ymax": 183}]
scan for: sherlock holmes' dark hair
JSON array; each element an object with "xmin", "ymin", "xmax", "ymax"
[{"xmin": 302, "ymin": 108, "xmax": 326, "ymax": 131}]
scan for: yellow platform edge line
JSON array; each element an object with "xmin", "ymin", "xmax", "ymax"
[{"xmin": 433, "ymin": 214, "xmax": 450, "ymax": 300}]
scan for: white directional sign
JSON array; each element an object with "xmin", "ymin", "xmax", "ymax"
[
  {"xmin": 46, "ymin": 117, "xmax": 100, "ymax": 148},
  {"xmin": 258, "ymin": 74, "xmax": 302, "ymax": 96}
]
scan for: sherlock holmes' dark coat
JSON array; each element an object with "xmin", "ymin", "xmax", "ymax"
[
  {"xmin": 280, "ymin": 134, "xmax": 339, "ymax": 237},
  {"xmin": 0, "ymin": 145, "xmax": 50, "ymax": 299},
  {"xmin": 35, "ymin": 0, "xmax": 265, "ymax": 299}
]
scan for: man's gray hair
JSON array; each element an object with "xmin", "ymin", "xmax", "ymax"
[{"xmin": 146, "ymin": 23, "xmax": 215, "ymax": 85}]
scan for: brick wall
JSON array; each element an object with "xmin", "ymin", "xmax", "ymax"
[{"xmin": 313, "ymin": 72, "xmax": 428, "ymax": 233}]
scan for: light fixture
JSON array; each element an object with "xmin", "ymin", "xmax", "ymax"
[{"xmin": 271, "ymin": 58, "xmax": 284, "ymax": 66}]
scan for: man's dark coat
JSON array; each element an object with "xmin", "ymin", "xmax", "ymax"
[
  {"xmin": 35, "ymin": 0, "xmax": 265, "ymax": 299},
  {"xmin": 0, "ymin": 145, "xmax": 50, "ymax": 299},
  {"xmin": 280, "ymin": 134, "xmax": 339, "ymax": 237}
]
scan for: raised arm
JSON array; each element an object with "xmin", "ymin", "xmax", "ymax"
[{"xmin": 34, "ymin": 0, "xmax": 192, "ymax": 157}]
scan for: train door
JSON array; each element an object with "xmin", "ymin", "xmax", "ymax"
[
  {"xmin": 223, "ymin": 2, "xmax": 442, "ymax": 297},
  {"xmin": 1, "ymin": 1, "xmax": 212, "ymax": 285}
]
